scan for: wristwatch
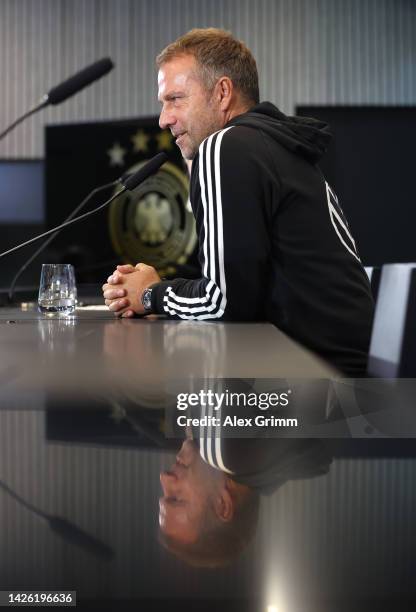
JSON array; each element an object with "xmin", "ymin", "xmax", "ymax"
[{"xmin": 141, "ymin": 287, "xmax": 153, "ymax": 312}]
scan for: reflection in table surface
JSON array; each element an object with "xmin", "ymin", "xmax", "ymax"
[
  {"xmin": 0, "ymin": 306, "xmax": 415, "ymax": 610},
  {"xmin": 0, "ymin": 406, "xmax": 415, "ymax": 611},
  {"xmin": 0, "ymin": 305, "xmax": 336, "ymax": 396}
]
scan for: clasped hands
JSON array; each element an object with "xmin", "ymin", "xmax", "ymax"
[{"xmin": 102, "ymin": 263, "xmax": 161, "ymax": 317}]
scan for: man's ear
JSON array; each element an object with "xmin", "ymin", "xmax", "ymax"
[
  {"xmin": 216, "ymin": 76, "xmax": 234, "ymax": 111},
  {"xmin": 213, "ymin": 481, "xmax": 235, "ymax": 523}
]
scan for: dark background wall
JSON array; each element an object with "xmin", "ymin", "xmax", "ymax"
[{"xmin": 297, "ymin": 106, "xmax": 416, "ymax": 266}]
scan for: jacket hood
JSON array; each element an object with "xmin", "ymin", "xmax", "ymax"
[
  {"xmin": 233, "ymin": 437, "xmax": 333, "ymax": 494},
  {"xmin": 228, "ymin": 101, "xmax": 332, "ymax": 164}
]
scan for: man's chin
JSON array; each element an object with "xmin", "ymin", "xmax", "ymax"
[
  {"xmin": 159, "ymin": 524, "xmax": 198, "ymax": 545},
  {"xmin": 179, "ymin": 148, "xmax": 196, "ymax": 161},
  {"xmin": 176, "ymin": 141, "xmax": 197, "ymax": 161}
]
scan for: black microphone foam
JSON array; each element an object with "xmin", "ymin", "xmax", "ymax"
[
  {"xmin": 122, "ymin": 152, "xmax": 168, "ymax": 191},
  {"xmin": 47, "ymin": 57, "xmax": 114, "ymax": 105}
]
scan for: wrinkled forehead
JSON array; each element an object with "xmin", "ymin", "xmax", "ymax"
[
  {"xmin": 157, "ymin": 68, "xmax": 187, "ymax": 95},
  {"xmin": 157, "ymin": 56, "xmax": 200, "ymax": 97}
]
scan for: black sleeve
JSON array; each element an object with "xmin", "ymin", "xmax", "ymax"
[{"xmin": 151, "ymin": 126, "xmax": 280, "ymax": 321}]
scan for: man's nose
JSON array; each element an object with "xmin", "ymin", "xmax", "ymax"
[
  {"xmin": 159, "ymin": 107, "xmax": 175, "ymax": 130},
  {"xmin": 176, "ymin": 439, "xmax": 197, "ymax": 466},
  {"xmin": 160, "ymin": 470, "xmax": 178, "ymax": 491}
]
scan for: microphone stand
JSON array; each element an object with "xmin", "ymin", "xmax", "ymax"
[
  {"xmin": 0, "ymin": 478, "xmax": 114, "ymax": 560},
  {"xmin": 0, "ymin": 96, "xmax": 48, "ymax": 142},
  {"xmin": 1, "ymin": 152, "xmax": 167, "ymax": 303},
  {"xmin": 0, "ymin": 185, "xmax": 127, "ymax": 262},
  {"xmin": 8, "ymin": 179, "xmax": 119, "ymax": 303}
]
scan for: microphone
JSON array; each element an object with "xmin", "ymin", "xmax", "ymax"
[
  {"xmin": 122, "ymin": 152, "xmax": 168, "ymax": 190},
  {"xmin": 0, "ymin": 58, "xmax": 114, "ymax": 142},
  {"xmin": 0, "ymin": 478, "xmax": 114, "ymax": 560},
  {"xmin": 7, "ymin": 152, "xmax": 168, "ymax": 301},
  {"xmin": 46, "ymin": 57, "xmax": 114, "ymax": 105},
  {"xmin": 0, "ymin": 152, "xmax": 168, "ymax": 261}
]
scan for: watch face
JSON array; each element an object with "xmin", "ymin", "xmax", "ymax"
[{"xmin": 143, "ymin": 288, "xmax": 152, "ymax": 311}]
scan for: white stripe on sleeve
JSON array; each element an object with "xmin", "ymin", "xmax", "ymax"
[{"xmin": 162, "ymin": 127, "xmax": 233, "ymax": 319}]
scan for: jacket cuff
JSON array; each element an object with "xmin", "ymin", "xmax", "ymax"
[{"xmin": 150, "ymin": 280, "xmax": 172, "ymax": 314}]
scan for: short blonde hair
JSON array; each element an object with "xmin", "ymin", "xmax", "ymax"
[{"xmin": 156, "ymin": 28, "xmax": 259, "ymax": 105}]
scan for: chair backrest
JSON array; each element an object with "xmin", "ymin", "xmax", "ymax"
[
  {"xmin": 364, "ymin": 266, "xmax": 382, "ymax": 301},
  {"xmin": 364, "ymin": 266, "xmax": 373, "ymax": 281},
  {"xmin": 368, "ymin": 263, "xmax": 416, "ymax": 377}
]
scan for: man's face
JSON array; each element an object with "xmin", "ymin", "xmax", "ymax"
[
  {"xmin": 159, "ymin": 439, "xmax": 224, "ymax": 543},
  {"xmin": 158, "ymin": 55, "xmax": 223, "ymax": 160}
]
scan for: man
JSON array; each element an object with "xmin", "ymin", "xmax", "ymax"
[{"xmin": 102, "ymin": 28, "xmax": 374, "ymax": 376}]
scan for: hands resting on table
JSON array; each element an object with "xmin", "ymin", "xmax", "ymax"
[{"xmin": 102, "ymin": 263, "xmax": 161, "ymax": 317}]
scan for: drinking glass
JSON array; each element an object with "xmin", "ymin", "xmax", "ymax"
[{"xmin": 38, "ymin": 263, "xmax": 77, "ymax": 316}]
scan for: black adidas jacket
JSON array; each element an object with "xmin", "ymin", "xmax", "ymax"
[
  {"xmin": 150, "ymin": 102, "xmax": 374, "ymax": 376},
  {"xmin": 193, "ymin": 398, "xmax": 332, "ymax": 494},
  {"xmin": 199, "ymin": 435, "xmax": 332, "ymax": 495}
]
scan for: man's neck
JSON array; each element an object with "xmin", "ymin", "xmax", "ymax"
[{"xmin": 224, "ymin": 103, "xmax": 253, "ymax": 125}]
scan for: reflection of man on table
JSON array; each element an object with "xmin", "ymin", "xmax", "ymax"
[
  {"xmin": 102, "ymin": 27, "xmax": 373, "ymax": 376},
  {"xmin": 158, "ymin": 424, "xmax": 331, "ymax": 567},
  {"xmin": 122, "ymin": 387, "xmax": 333, "ymax": 568},
  {"xmin": 102, "ymin": 308, "xmax": 333, "ymax": 567}
]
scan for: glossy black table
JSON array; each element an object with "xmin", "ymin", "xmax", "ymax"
[
  {"xmin": 0, "ymin": 306, "xmax": 415, "ymax": 611},
  {"xmin": 0, "ymin": 304, "xmax": 336, "ymax": 394}
]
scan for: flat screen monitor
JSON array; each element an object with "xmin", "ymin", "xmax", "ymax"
[{"xmin": 0, "ymin": 159, "xmax": 44, "ymax": 223}]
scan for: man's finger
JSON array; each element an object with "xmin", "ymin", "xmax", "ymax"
[
  {"xmin": 116, "ymin": 264, "xmax": 135, "ymax": 274},
  {"xmin": 108, "ymin": 298, "xmax": 129, "ymax": 311},
  {"xmin": 135, "ymin": 262, "xmax": 156, "ymax": 274},
  {"xmin": 103, "ymin": 288, "xmax": 127, "ymax": 300},
  {"xmin": 121, "ymin": 309, "xmax": 135, "ymax": 318},
  {"xmin": 107, "ymin": 271, "xmax": 122, "ymax": 284}
]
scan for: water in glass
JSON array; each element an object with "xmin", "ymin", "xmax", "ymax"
[{"xmin": 38, "ymin": 263, "xmax": 77, "ymax": 316}]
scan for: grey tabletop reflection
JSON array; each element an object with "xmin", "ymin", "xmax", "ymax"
[
  {"xmin": 0, "ymin": 304, "xmax": 336, "ymax": 398},
  {"xmin": 1, "ymin": 308, "xmax": 416, "ymax": 612}
]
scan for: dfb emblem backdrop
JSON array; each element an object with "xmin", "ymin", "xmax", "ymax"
[{"xmin": 46, "ymin": 118, "xmax": 198, "ymax": 283}]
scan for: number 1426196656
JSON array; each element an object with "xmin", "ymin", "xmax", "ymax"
[{"xmin": 0, "ymin": 592, "xmax": 76, "ymax": 607}]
